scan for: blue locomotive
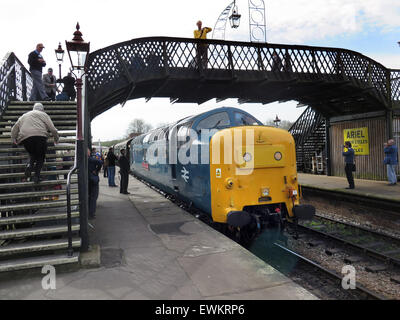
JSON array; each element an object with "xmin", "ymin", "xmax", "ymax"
[{"xmin": 115, "ymin": 107, "xmax": 314, "ymax": 242}]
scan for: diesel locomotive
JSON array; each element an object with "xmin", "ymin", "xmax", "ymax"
[{"xmin": 116, "ymin": 107, "xmax": 314, "ymax": 242}]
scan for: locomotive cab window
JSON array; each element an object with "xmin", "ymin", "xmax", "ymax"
[
  {"xmin": 234, "ymin": 112, "xmax": 260, "ymax": 126},
  {"xmin": 196, "ymin": 112, "xmax": 230, "ymax": 131}
]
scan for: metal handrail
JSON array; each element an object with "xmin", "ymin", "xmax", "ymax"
[
  {"xmin": 0, "ymin": 52, "xmax": 32, "ymax": 114},
  {"xmin": 66, "ymin": 141, "xmax": 78, "ymax": 257}
]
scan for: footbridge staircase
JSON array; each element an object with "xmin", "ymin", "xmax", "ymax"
[{"xmin": 0, "ymin": 53, "xmax": 80, "ymax": 272}]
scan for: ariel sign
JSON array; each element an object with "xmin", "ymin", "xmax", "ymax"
[{"xmin": 343, "ymin": 127, "xmax": 369, "ymax": 155}]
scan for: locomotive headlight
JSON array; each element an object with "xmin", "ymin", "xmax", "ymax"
[
  {"xmin": 274, "ymin": 152, "xmax": 282, "ymax": 161},
  {"xmin": 262, "ymin": 188, "xmax": 270, "ymax": 196},
  {"xmin": 243, "ymin": 152, "xmax": 252, "ymax": 162},
  {"xmin": 226, "ymin": 178, "xmax": 234, "ymax": 189}
]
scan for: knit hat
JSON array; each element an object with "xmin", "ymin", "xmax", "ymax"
[{"xmin": 33, "ymin": 103, "xmax": 44, "ymax": 112}]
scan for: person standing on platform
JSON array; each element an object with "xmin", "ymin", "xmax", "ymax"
[
  {"xmin": 88, "ymin": 148, "xmax": 103, "ymax": 219},
  {"xmin": 28, "ymin": 43, "xmax": 50, "ymax": 101},
  {"xmin": 57, "ymin": 72, "xmax": 76, "ymax": 101},
  {"xmin": 119, "ymin": 149, "xmax": 130, "ymax": 195},
  {"xmin": 107, "ymin": 147, "xmax": 118, "ymax": 187},
  {"xmin": 384, "ymin": 139, "xmax": 398, "ymax": 186},
  {"xmin": 194, "ymin": 20, "xmax": 212, "ymax": 69},
  {"xmin": 42, "ymin": 68, "xmax": 58, "ymax": 101},
  {"xmin": 11, "ymin": 103, "xmax": 59, "ymax": 183},
  {"xmin": 103, "ymin": 152, "xmax": 109, "ymax": 178},
  {"xmin": 342, "ymin": 141, "xmax": 355, "ymax": 189}
]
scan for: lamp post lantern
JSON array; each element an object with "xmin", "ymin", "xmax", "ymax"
[
  {"xmin": 213, "ymin": 0, "xmax": 267, "ymax": 42},
  {"xmin": 274, "ymin": 115, "xmax": 281, "ymax": 127},
  {"xmin": 55, "ymin": 42, "xmax": 65, "ymax": 89},
  {"xmin": 229, "ymin": 1, "xmax": 241, "ymax": 29},
  {"xmin": 66, "ymin": 22, "xmax": 90, "ymax": 141}
]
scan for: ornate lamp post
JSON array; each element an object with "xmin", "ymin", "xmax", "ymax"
[
  {"xmin": 66, "ymin": 22, "xmax": 90, "ymax": 252},
  {"xmin": 274, "ymin": 115, "xmax": 281, "ymax": 127},
  {"xmin": 55, "ymin": 42, "xmax": 65, "ymax": 90}
]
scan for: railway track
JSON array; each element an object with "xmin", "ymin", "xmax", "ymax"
[
  {"xmin": 283, "ymin": 214, "xmax": 400, "ymax": 299},
  {"xmin": 272, "ymin": 242, "xmax": 386, "ymax": 300},
  {"xmin": 296, "ymin": 215, "xmax": 400, "ymax": 267}
]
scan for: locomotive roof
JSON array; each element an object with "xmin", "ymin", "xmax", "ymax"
[{"xmin": 131, "ymin": 106, "xmax": 263, "ymax": 142}]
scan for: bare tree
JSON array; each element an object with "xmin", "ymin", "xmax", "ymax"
[{"xmin": 126, "ymin": 119, "xmax": 153, "ymax": 137}]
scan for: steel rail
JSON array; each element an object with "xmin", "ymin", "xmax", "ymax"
[
  {"xmin": 291, "ymin": 219, "xmax": 400, "ymax": 267},
  {"xmin": 273, "ymin": 242, "xmax": 387, "ymax": 300},
  {"xmin": 315, "ymin": 214, "xmax": 400, "ymax": 244}
]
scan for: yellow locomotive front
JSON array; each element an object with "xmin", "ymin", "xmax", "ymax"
[{"xmin": 209, "ymin": 125, "xmax": 314, "ymax": 240}]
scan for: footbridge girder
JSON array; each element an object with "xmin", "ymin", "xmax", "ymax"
[{"xmin": 86, "ymin": 36, "xmax": 399, "ymax": 119}]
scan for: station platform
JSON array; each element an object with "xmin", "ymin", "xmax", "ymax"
[
  {"xmin": 299, "ymin": 173, "xmax": 400, "ymax": 203},
  {"xmin": 0, "ymin": 175, "xmax": 316, "ymax": 300}
]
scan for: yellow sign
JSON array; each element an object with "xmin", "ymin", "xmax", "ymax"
[{"xmin": 343, "ymin": 127, "xmax": 369, "ymax": 155}]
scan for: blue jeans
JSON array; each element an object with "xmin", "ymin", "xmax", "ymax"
[
  {"xmin": 108, "ymin": 166, "xmax": 116, "ymax": 186},
  {"xmin": 30, "ymin": 70, "xmax": 48, "ymax": 101},
  {"xmin": 387, "ymin": 164, "xmax": 397, "ymax": 184}
]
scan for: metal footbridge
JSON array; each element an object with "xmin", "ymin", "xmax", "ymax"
[{"xmin": 86, "ymin": 36, "xmax": 400, "ymax": 120}]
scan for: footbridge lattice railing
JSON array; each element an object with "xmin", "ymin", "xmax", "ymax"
[{"xmin": 86, "ymin": 37, "xmax": 399, "ymax": 112}]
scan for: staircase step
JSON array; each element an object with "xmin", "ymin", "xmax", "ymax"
[
  {"xmin": 0, "ymin": 253, "xmax": 79, "ymax": 273},
  {"xmin": 0, "ymin": 199, "xmax": 79, "ymax": 212},
  {"xmin": 0, "ymin": 131, "xmax": 76, "ymax": 138},
  {"xmin": 0, "ymin": 161, "xmax": 74, "ymax": 170},
  {"xmin": 0, "ymin": 189, "xmax": 77, "ymax": 201},
  {"xmin": 0, "ymin": 224, "xmax": 80, "ymax": 240},
  {"xmin": 0, "ymin": 211, "xmax": 79, "ymax": 226},
  {"xmin": 0, "ymin": 126, "xmax": 76, "ymax": 132},
  {"xmin": 0, "ymin": 178, "xmax": 77, "ymax": 190},
  {"xmin": 0, "ymin": 145, "xmax": 75, "ymax": 153},
  {"xmin": 2, "ymin": 115, "xmax": 77, "ymax": 121},
  {"xmin": 5, "ymin": 110, "xmax": 77, "ymax": 115},
  {"xmin": 0, "ymin": 169, "xmax": 76, "ymax": 180},
  {"xmin": 0, "ymin": 152, "xmax": 75, "ymax": 161},
  {"xmin": 0, "ymin": 238, "xmax": 81, "ymax": 256},
  {"xmin": 9, "ymin": 101, "xmax": 76, "ymax": 107},
  {"xmin": 0, "ymin": 121, "xmax": 77, "ymax": 126},
  {"xmin": 0, "ymin": 138, "xmax": 75, "ymax": 145}
]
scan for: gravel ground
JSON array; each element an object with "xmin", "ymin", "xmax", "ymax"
[{"xmin": 285, "ymin": 231, "xmax": 400, "ymax": 300}]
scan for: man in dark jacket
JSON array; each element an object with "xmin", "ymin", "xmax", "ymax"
[
  {"xmin": 384, "ymin": 139, "xmax": 399, "ymax": 185},
  {"xmin": 107, "ymin": 147, "xmax": 118, "ymax": 187},
  {"xmin": 88, "ymin": 148, "xmax": 103, "ymax": 219},
  {"xmin": 57, "ymin": 72, "xmax": 76, "ymax": 101},
  {"xmin": 28, "ymin": 43, "xmax": 50, "ymax": 101},
  {"xmin": 119, "ymin": 149, "xmax": 130, "ymax": 194},
  {"xmin": 342, "ymin": 141, "xmax": 355, "ymax": 189}
]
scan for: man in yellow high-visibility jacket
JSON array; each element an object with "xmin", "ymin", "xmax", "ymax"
[{"xmin": 194, "ymin": 21, "xmax": 212, "ymax": 69}]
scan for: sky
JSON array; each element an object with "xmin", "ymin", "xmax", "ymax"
[{"xmin": 1, "ymin": 0, "xmax": 399, "ymax": 141}]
